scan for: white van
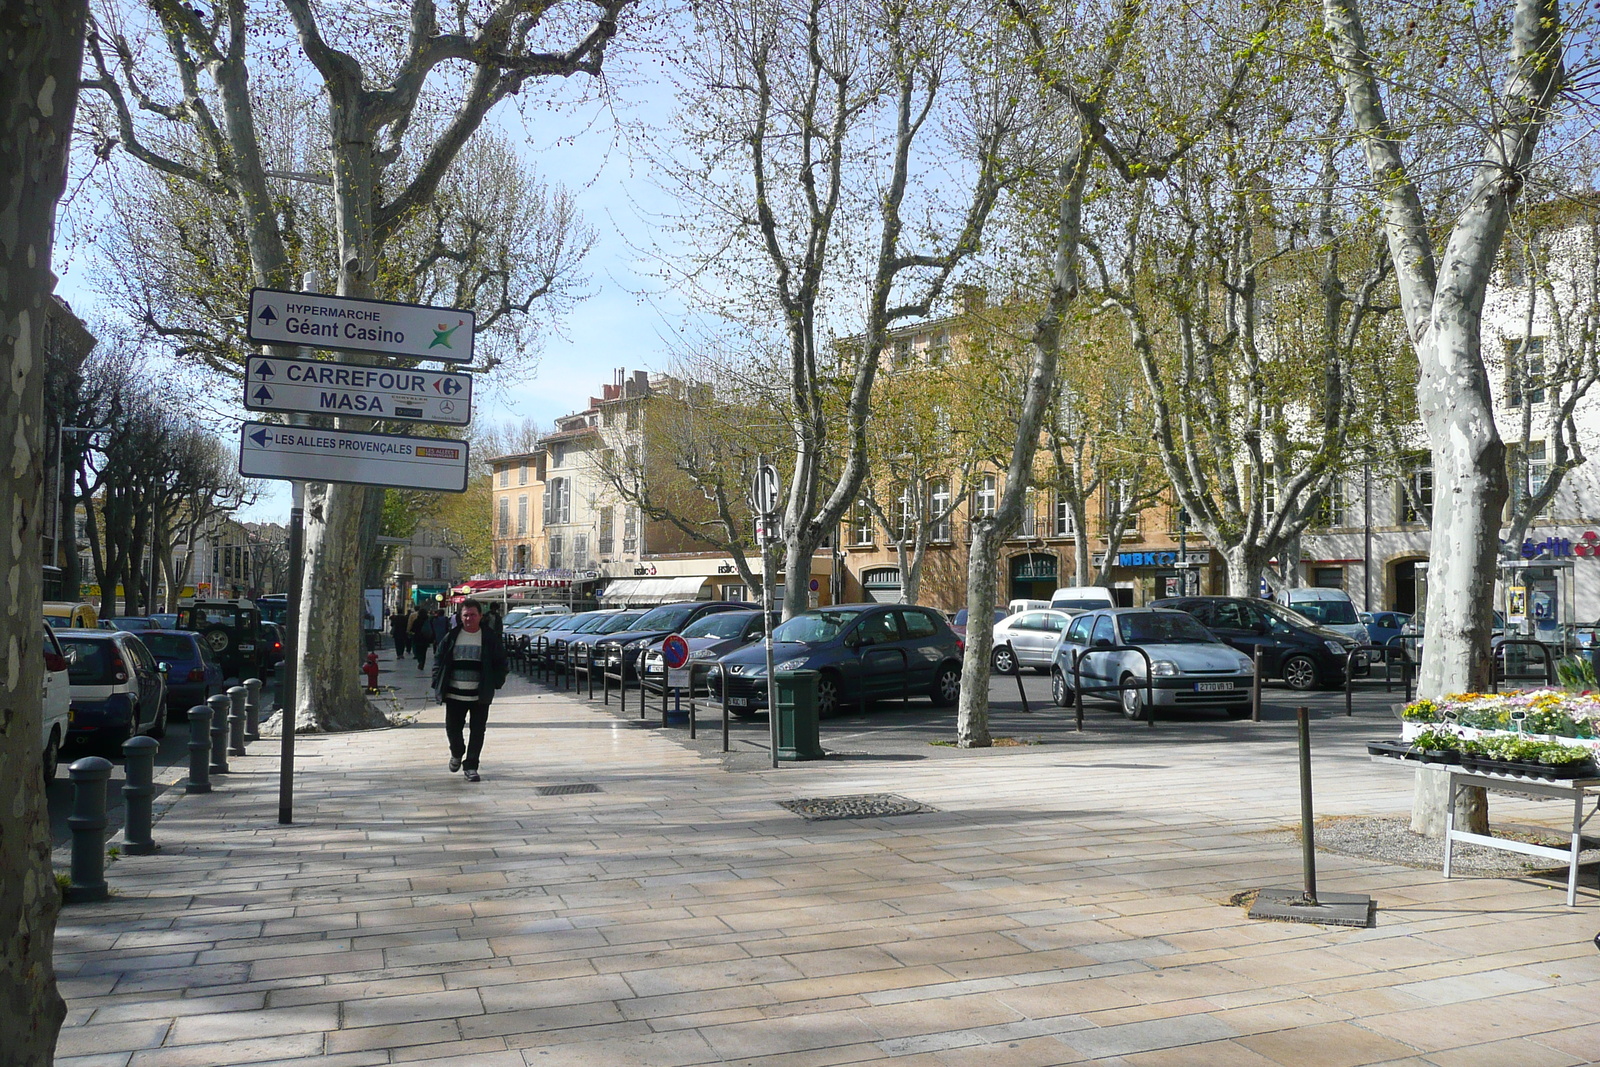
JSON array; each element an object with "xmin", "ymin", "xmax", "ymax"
[
  {"xmin": 1048, "ymin": 587, "xmax": 1117, "ymax": 613},
  {"xmin": 1007, "ymin": 599, "xmax": 1051, "ymax": 615},
  {"xmin": 1278, "ymin": 587, "xmax": 1368, "ymax": 643}
]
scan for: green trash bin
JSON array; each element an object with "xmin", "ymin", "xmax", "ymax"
[{"xmin": 774, "ymin": 669, "xmax": 825, "ymax": 761}]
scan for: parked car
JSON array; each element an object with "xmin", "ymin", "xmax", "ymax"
[
  {"xmin": 640, "ymin": 608, "xmax": 778, "ymax": 687},
  {"xmin": 40, "ymin": 624, "xmax": 71, "ymax": 783},
  {"xmin": 1150, "ymin": 596, "xmax": 1367, "ymax": 691},
  {"xmin": 55, "ymin": 629, "xmax": 168, "ymax": 748},
  {"xmin": 1361, "ymin": 611, "xmax": 1412, "ymax": 657},
  {"xmin": 597, "ymin": 601, "xmax": 750, "ymax": 680},
  {"xmin": 102, "ymin": 616, "xmax": 163, "ymax": 632},
  {"xmin": 259, "ymin": 621, "xmax": 285, "ymax": 673},
  {"xmin": 990, "ymin": 609, "xmax": 1076, "ymax": 674},
  {"xmin": 42, "ymin": 601, "xmax": 98, "ymax": 629},
  {"xmin": 148, "ymin": 613, "xmax": 179, "ymax": 629},
  {"xmin": 570, "ymin": 609, "xmax": 649, "ymax": 664},
  {"xmin": 175, "ymin": 598, "xmax": 263, "ymax": 679},
  {"xmin": 1276, "ymin": 587, "xmax": 1367, "ymax": 643},
  {"xmin": 1049, "ymin": 587, "xmax": 1118, "ymax": 613},
  {"xmin": 951, "ymin": 607, "xmax": 1008, "ymax": 640},
  {"xmin": 709, "ymin": 603, "xmax": 963, "ymax": 718},
  {"xmin": 133, "ymin": 629, "xmax": 224, "ymax": 713},
  {"xmin": 1049, "ymin": 607, "xmax": 1256, "ymax": 719}
]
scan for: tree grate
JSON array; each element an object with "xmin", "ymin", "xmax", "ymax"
[
  {"xmin": 536, "ymin": 783, "xmax": 601, "ymax": 796},
  {"xmin": 779, "ymin": 793, "xmax": 936, "ymax": 820}
]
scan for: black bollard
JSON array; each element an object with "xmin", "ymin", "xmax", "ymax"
[
  {"xmin": 66, "ymin": 757, "xmax": 113, "ymax": 903},
  {"xmin": 227, "ymin": 685, "xmax": 247, "ymax": 756},
  {"xmin": 243, "ymin": 678, "xmax": 262, "ymax": 742},
  {"xmin": 186, "ymin": 705, "xmax": 212, "ymax": 793},
  {"xmin": 121, "ymin": 735, "xmax": 160, "ymax": 855},
  {"xmin": 1251, "ymin": 646, "xmax": 1263, "ymax": 722},
  {"xmin": 1297, "ymin": 705, "xmax": 1319, "ymax": 904},
  {"xmin": 207, "ymin": 693, "xmax": 231, "ymax": 774}
]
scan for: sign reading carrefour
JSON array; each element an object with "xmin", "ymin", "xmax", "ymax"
[
  {"xmin": 247, "ymin": 288, "xmax": 474, "ymax": 363},
  {"xmin": 244, "ymin": 356, "xmax": 472, "ymax": 425}
]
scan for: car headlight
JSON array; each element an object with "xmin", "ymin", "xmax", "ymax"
[
  {"xmin": 706, "ymin": 664, "xmax": 722, "ymax": 679},
  {"xmin": 626, "ymin": 639, "xmax": 648, "ymax": 651},
  {"xmin": 776, "ymin": 657, "xmax": 808, "ymax": 672},
  {"xmin": 1237, "ymin": 656, "xmax": 1255, "ymax": 674},
  {"xmin": 1151, "ymin": 660, "xmax": 1180, "ymax": 677},
  {"xmin": 1325, "ymin": 640, "xmax": 1350, "ymax": 656}
]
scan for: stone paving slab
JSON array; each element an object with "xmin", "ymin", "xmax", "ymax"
[{"xmin": 50, "ymin": 650, "xmax": 1600, "ymax": 1065}]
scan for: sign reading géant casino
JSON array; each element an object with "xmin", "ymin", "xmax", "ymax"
[{"xmin": 247, "ymin": 288, "xmax": 474, "ymax": 363}]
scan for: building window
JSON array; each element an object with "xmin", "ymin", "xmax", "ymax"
[
  {"xmin": 498, "ymin": 497, "xmax": 510, "ymax": 536},
  {"xmin": 852, "ymin": 501, "xmax": 874, "ymax": 545},
  {"xmin": 516, "ymin": 495, "xmax": 528, "ymax": 536},
  {"xmin": 862, "ymin": 566, "xmax": 903, "ymax": 603},
  {"xmin": 550, "ymin": 443, "xmax": 563, "ymax": 468},
  {"xmin": 1261, "ymin": 479, "xmax": 1276, "ymax": 519},
  {"xmin": 514, "ymin": 545, "xmax": 528, "ymax": 572},
  {"xmin": 1507, "ymin": 337, "xmax": 1546, "ymax": 406},
  {"xmin": 573, "ymin": 534, "xmax": 589, "ymax": 566},
  {"xmin": 1054, "ymin": 493, "xmax": 1075, "ymax": 536},
  {"xmin": 499, "ymin": 466, "xmax": 508, "ymax": 487},
  {"xmin": 598, "ymin": 507, "xmax": 614, "ymax": 554},
  {"xmin": 623, "ymin": 508, "xmax": 638, "ymax": 553},
  {"xmin": 974, "ymin": 475, "xmax": 997, "ymax": 518},
  {"xmin": 891, "ymin": 337, "xmax": 911, "ymax": 369},
  {"xmin": 721, "ymin": 584, "xmax": 749, "ymax": 602},
  {"xmin": 1312, "ymin": 566, "xmax": 1344, "ymax": 589},
  {"xmin": 1315, "ymin": 488, "xmax": 1345, "ymax": 528},
  {"xmin": 430, "ymin": 557, "xmax": 444, "ymax": 580},
  {"xmin": 549, "ymin": 534, "xmax": 564, "ymax": 570},
  {"xmin": 929, "ymin": 480, "xmax": 951, "ymax": 542},
  {"xmin": 896, "ymin": 488, "xmax": 914, "ymax": 541},
  {"xmin": 496, "ymin": 545, "xmax": 508, "ymax": 572},
  {"xmin": 1401, "ymin": 454, "xmax": 1433, "ymax": 523},
  {"xmin": 519, "ymin": 461, "xmax": 528, "ymax": 485},
  {"xmin": 543, "ymin": 478, "xmax": 570, "ymax": 525},
  {"xmin": 928, "ymin": 328, "xmax": 950, "ymax": 366}
]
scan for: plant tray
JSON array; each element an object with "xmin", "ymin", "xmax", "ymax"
[
  {"xmin": 1367, "ymin": 740, "xmax": 1460, "ymax": 764},
  {"xmin": 1459, "ymin": 756, "xmax": 1596, "ymax": 780},
  {"xmin": 1366, "ymin": 740, "xmax": 1413, "ymax": 760}
]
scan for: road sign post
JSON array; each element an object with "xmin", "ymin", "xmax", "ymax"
[
  {"xmin": 245, "ymin": 356, "xmax": 472, "ymax": 425},
  {"xmin": 239, "ymin": 423, "xmax": 470, "ymax": 493},
  {"xmin": 247, "ymin": 288, "xmax": 475, "ymax": 363}
]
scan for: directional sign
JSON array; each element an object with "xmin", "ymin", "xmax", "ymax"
[
  {"xmin": 245, "ymin": 356, "xmax": 472, "ymax": 426},
  {"xmin": 661, "ymin": 634, "xmax": 691, "ymax": 670},
  {"xmin": 247, "ymin": 288, "xmax": 475, "ymax": 363},
  {"xmin": 753, "ymin": 464, "xmax": 781, "ymax": 515},
  {"xmin": 238, "ymin": 422, "xmax": 469, "ymax": 492}
]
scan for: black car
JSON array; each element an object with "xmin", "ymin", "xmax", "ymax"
[
  {"xmin": 596, "ymin": 601, "xmax": 750, "ymax": 679},
  {"xmin": 1150, "ymin": 596, "xmax": 1366, "ymax": 691},
  {"xmin": 175, "ymin": 598, "xmax": 264, "ymax": 680},
  {"xmin": 710, "ymin": 603, "xmax": 963, "ymax": 718}
]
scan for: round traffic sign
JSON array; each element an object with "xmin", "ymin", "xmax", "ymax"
[{"xmin": 661, "ymin": 634, "xmax": 691, "ymax": 670}]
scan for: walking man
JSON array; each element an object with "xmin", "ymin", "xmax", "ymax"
[
  {"xmin": 412, "ymin": 608, "xmax": 432, "ymax": 670},
  {"xmin": 391, "ymin": 608, "xmax": 410, "ymax": 658},
  {"xmin": 432, "ymin": 598, "xmax": 509, "ymax": 782}
]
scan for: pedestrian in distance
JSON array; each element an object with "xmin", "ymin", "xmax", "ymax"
[
  {"xmin": 430, "ymin": 608, "xmax": 450, "ymax": 650},
  {"xmin": 391, "ymin": 609, "xmax": 410, "ymax": 658},
  {"xmin": 432, "ymin": 598, "xmax": 509, "ymax": 783},
  {"xmin": 412, "ymin": 608, "xmax": 432, "ymax": 670}
]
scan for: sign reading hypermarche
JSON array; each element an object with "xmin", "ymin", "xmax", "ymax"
[
  {"xmin": 238, "ymin": 422, "xmax": 469, "ymax": 493},
  {"xmin": 247, "ymin": 288, "xmax": 475, "ymax": 363},
  {"xmin": 244, "ymin": 356, "xmax": 472, "ymax": 426}
]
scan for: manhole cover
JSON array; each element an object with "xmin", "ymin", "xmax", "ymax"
[
  {"xmin": 779, "ymin": 793, "xmax": 936, "ymax": 820},
  {"xmin": 537, "ymin": 784, "xmax": 601, "ymax": 796}
]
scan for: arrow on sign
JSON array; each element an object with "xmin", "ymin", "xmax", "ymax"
[
  {"xmin": 253, "ymin": 386, "xmax": 274, "ymax": 403},
  {"xmin": 257, "ymin": 306, "xmax": 277, "ymax": 325},
  {"xmin": 249, "ymin": 428, "xmax": 271, "ymax": 448},
  {"xmin": 255, "ymin": 360, "xmax": 275, "ymax": 378}
]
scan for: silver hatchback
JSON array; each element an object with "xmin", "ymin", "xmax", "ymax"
[{"xmin": 1050, "ymin": 608, "xmax": 1255, "ymax": 720}]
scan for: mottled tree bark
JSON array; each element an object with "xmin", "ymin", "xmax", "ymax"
[{"xmin": 0, "ymin": 2, "xmax": 87, "ymax": 1060}]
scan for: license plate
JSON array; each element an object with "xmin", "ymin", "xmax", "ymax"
[
  {"xmin": 1194, "ymin": 681, "xmax": 1233, "ymax": 692},
  {"xmin": 239, "ymin": 644, "xmax": 254, "ymax": 651},
  {"xmin": 728, "ymin": 696, "xmax": 749, "ymax": 707}
]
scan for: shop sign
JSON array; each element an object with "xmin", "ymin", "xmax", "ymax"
[
  {"xmin": 1112, "ymin": 549, "xmax": 1212, "ymax": 568},
  {"xmin": 1521, "ymin": 531, "xmax": 1600, "ymax": 559}
]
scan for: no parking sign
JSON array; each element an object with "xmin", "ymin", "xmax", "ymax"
[{"xmin": 662, "ymin": 633, "xmax": 691, "ymax": 688}]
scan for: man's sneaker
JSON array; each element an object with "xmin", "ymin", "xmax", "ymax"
[
  {"xmin": 448, "ymin": 756, "xmax": 462, "ymax": 773},
  {"xmin": 464, "ymin": 770, "xmax": 481, "ymax": 782}
]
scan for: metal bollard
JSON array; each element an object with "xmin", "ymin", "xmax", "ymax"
[
  {"xmin": 186, "ymin": 705, "xmax": 212, "ymax": 794},
  {"xmin": 228, "ymin": 685, "xmax": 247, "ymax": 756},
  {"xmin": 243, "ymin": 677, "xmax": 262, "ymax": 742},
  {"xmin": 1251, "ymin": 646, "xmax": 1263, "ymax": 722},
  {"xmin": 207, "ymin": 693, "xmax": 231, "ymax": 774},
  {"xmin": 121, "ymin": 735, "xmax": 160, "ymax": 855},
  {"xmin": 66, "ymin": 756, "xmax": 112, "ymax": 903}
]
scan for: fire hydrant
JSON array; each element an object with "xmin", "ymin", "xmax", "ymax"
[{"xmin": 362, "ymin": 651, "xmax": 381, "ymax": 693}]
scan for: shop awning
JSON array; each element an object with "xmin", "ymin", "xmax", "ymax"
[{"xmin": 599, "ymin": 576, "xmax": 709, "ymax": 605}]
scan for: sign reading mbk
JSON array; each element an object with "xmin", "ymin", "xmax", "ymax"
[
  {"xmin": 239, "ymin": 422, "xmax": 469, "ymax": 493},
  {"xmin": 247, "ymin": 288, "xmax": 475, "ymax": 363},
  {"xmin": 245, "ymin": 356, "xmax": 472, "ymax": 426}
]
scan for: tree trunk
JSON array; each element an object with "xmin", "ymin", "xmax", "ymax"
[
  {"xmin": 0, "ymin": 0, "xmax": 85, "ymax": 1058},
  {"xmin": 1223, "ymin": 544, "xmax": 1267, "ymax": 599}
]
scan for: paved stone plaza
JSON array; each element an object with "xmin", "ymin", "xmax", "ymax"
[{"xmin": 51, "ymin": 656, "xmax": 1600, "ymax": 1066}]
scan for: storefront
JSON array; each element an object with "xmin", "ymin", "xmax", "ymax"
[
  {"xmin": 1091, "ymin": 548, "xmax": 1215, "ymax": 604},
  {"xmin": 1008, "ymin": 552, "xmax": 1058, "ymax": 602}
]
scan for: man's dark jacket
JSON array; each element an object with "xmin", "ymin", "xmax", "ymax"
[{"xmin": 431, "ymin": 624, "xmax": 510, "ymax": 705}]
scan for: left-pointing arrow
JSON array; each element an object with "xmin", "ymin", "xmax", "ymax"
[
  {"xmin": 249, "ymin": 429, "xmax": 271, "ymax": 448},
  {"xmin": 253, "ymin": 386, "xmax": 274, "ymax": 403}
]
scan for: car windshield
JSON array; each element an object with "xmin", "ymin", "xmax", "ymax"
[
  {"xmin": 140, "ymin": 633, "xmax": 197, "ymax": 660},
  {"xmin": 573, "ymin": 614, "xmax": 616, "ymax": 633},
  {"xmin": 953, "ymin": 608, "xmax": 1008, "ymax": 625},
  {"xmin": 43, "ymin": 613, "xmax": 72, "ymax": 627},
  {"xmin": 1118, "ymin": 613, "xmax": 1215, "ymax": 644},
  {"xmin": 683, "ymin": 613, "xmax": 756, "ymax": 639},
  {"xmin": 634, "ymin": 604, "xmax": 700, "ymax": 632},
  {"xmin": 1291, "ymin": 599, "xmax": 1359, "ymax": 626},
  {"xmin": 1258, "ymin": 602, "xmax": 1319, "ymax": 630},
  {"xmin": 772, "ymin": 611, "xmax": 852, "ymax": 643},
  {"xmin": 596, "ymin": 611, "xmax": 647, "ymax": 633},
  {"xmin": 58, "ymin": 637, "xmax": 116, "ymax": 683},
  {"xmin": 1052, "ymin": 598, "xmax": 1111, "ymax": 611}
]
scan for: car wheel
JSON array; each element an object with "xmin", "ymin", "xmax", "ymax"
[
  {"xmin": 1120, "ymin": 673, "xmax": 1147, "ymax": 721},
  {"xmin": 203, "ymin": 627, "xmax": 232, "ymax": 654},
  {"xmin": 815, "ymin": 673, "xmax": 841, "ymax": 719},
  {"xmin": 1051, "ymin": 669, "xmax": 1073, "ymax": 708},
  {"xmin": 42, "ymin": 730, "xmax": 59, "ymax": 786},
  {"xmin": 148, "ymin": 701, "xmax": 168, "ymax": 740},
  {"xmin": 1282, "ymin": 655, "xmax": 1318, "ymax": 691},
  {"xmin": 991, "ymin": 644, "xmax": 1017, "ymax": 675},
  {"xmin": 929, "ymin": 663, "xmax": 961, "ymax": 707}
]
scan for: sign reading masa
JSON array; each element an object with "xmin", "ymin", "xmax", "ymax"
[
  {"xmin": 244, "ymin": 356, "xmax": 472, "ymax": 425},
  {"xmin": 247, "ymin": 288, "xmax": 475, "ymax": 363},
  {"xmin": 239, "ymin": 423, "xmax": 469, "ymax": 492}
]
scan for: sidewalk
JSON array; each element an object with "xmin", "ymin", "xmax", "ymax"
[{"xmin": 53, "ymin": 650, "xmax": 1600, "ymax": 1066}]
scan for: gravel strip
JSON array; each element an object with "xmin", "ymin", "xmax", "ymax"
[{"xmin": 1268, "ymin": 816, "xmax": 1600, "ymax": 877}]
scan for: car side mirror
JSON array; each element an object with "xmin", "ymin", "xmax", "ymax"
[{"xmin": 44, "ymin": 652, "xmax": 67, "ymax": 673}]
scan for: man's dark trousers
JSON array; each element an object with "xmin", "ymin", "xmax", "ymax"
[{"xmin": 445, "ymin": 700, "xmax": 490, "ymax": 771}]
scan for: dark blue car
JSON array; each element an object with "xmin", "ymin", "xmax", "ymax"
[
  {"xmin": 133, "ymin": 629, "xmax": 225, "ymax": 712},
  {"xmin": 710, "ymin": 603, "xmax": 963, "ymax": 718}
]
